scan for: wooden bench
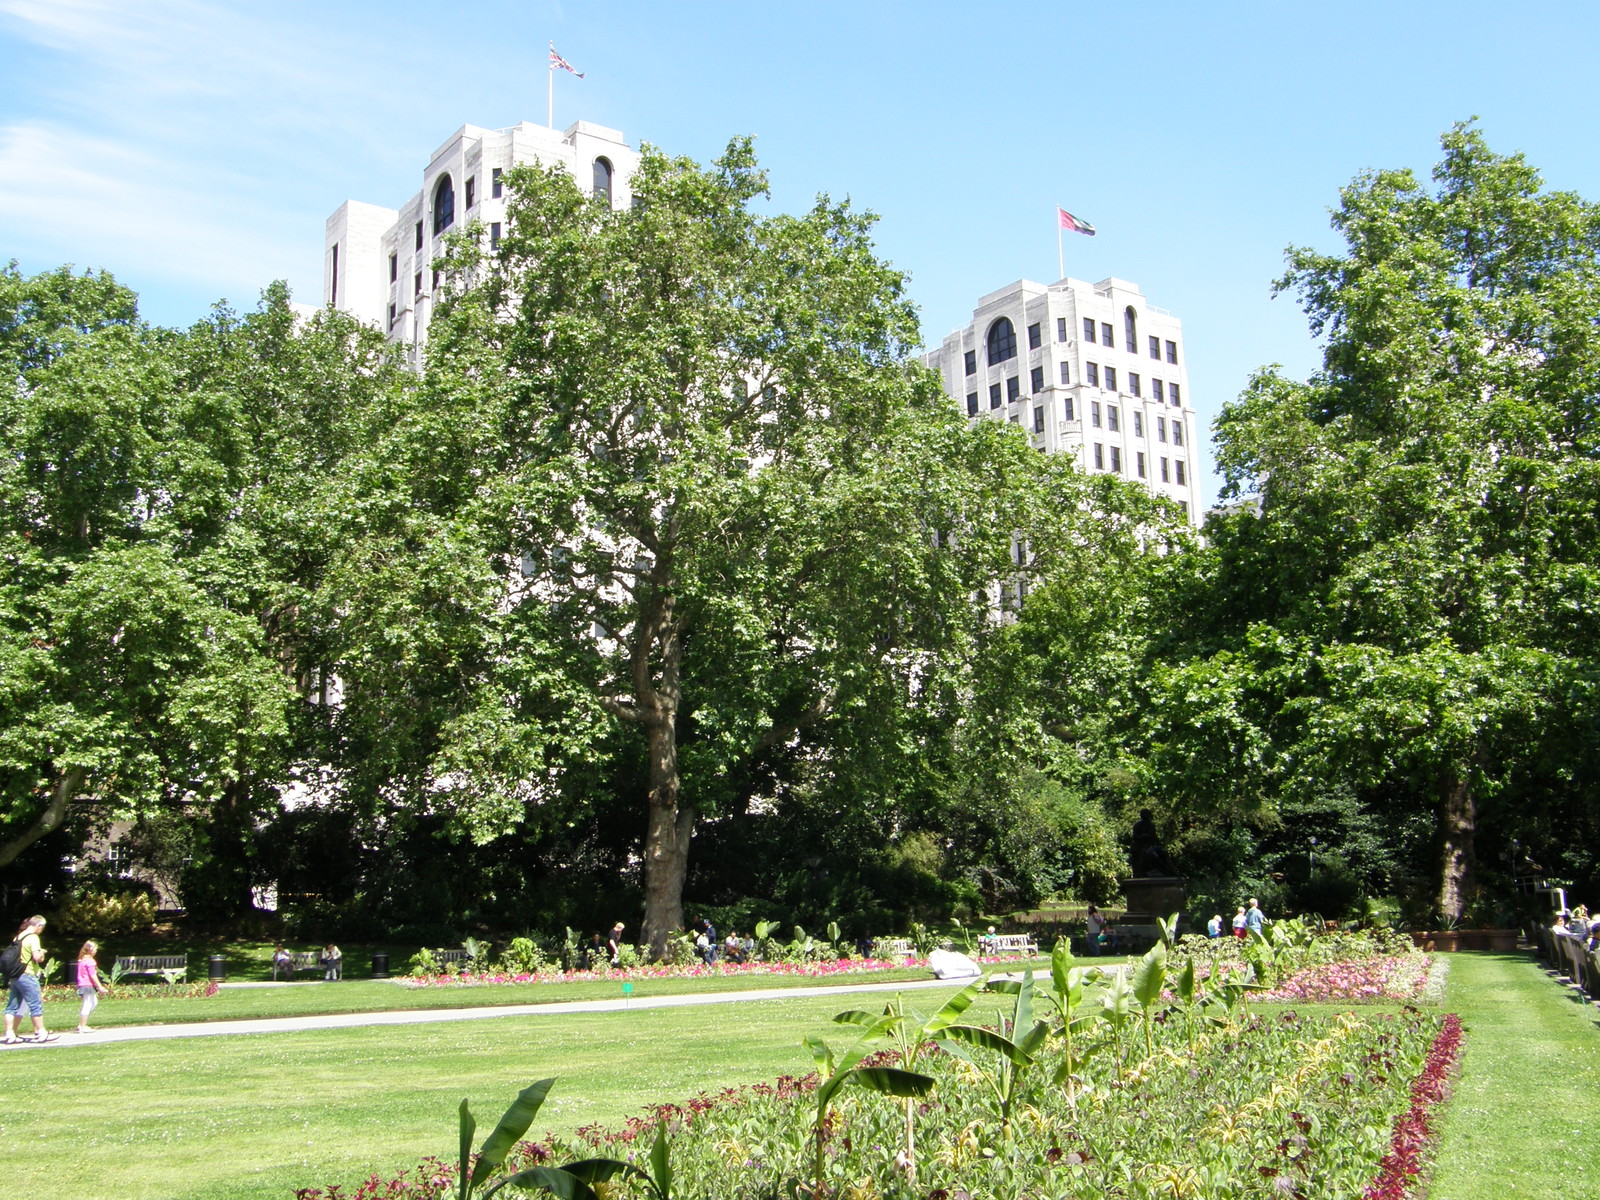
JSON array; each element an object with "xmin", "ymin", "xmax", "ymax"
[
  {"xmin": 114, "ymin": 954, "xmax": 187, "ymax": 981},
  {"xmin": 272, "ymin": 951, "xmax": 330, "ymax": 981},
  {"xmin": 979, "ymin": 933, "xmax": 1039, "ymax": 957},
  {"xmin": 874, "ymin": 938, "xmax": 914, "ymax": 959},
  {"xmin": 432, "ymin": 949, "xmax": 470, "ymax": 970}
]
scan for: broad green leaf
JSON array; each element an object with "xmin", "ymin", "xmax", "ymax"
[
  {"xmin": 481, "ymin": 1166, "xmax": 598, "ymax": 1200},
  {"xmin": 471, "ymin": 1079, "xmax": 557, "ymax": 1188},
  {"xmin": 940, "ymin": 1023, "xmax": 1035, "ymax": 1065},
  {"xmin": 851, "ymin": 1066, "xmax": 936, "ymax": 1098},
  {"xmin": 458, "ymin": 1099, "xmax": 476, "ymax": 1200},
  {"xmin": 1131, "ymin": 943, "xmax": 1168, "ymax": 1011}
]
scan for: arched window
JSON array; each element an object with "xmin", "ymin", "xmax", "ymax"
[
  {"xmin": 592, "ymin": 157, "xmax": 613, "ymax": 206},
  {"xmin": 1124, "ymin": 307, "xmax": 1138, "ymax": 356},
  {"xmin": 432, "ymin": 174, "xmax": 455, "ymax": 237},
  {"xmin": 986, "ymin": 317, "xmax": 1017, "ymax": 366}
]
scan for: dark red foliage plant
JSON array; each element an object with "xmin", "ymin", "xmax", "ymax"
[{"xmin": 1363, "ymin": 1014, "xmax": 1464, "ymax": 1200}]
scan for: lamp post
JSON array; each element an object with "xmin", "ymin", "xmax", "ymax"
[{"xmin": 1308, "ymin": 837, "xmax": 1318, "ymax": 876}]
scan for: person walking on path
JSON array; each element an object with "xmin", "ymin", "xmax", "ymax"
[
  {"xmin": 3, "ymin": 915, "xmax": 56, "ymax": 1044},
  {"xmin": 1245, "ymin": 898, "xmax": 1266, "ymax": 937},
  {"xmin": 1232, "ymin": 907, "xmax": 1248, "ymax": 938},
  {"xmin": 607, "ymin": 922, "xmax": 626, "ymax": 967},
  {"xmin": 75, "ymin": 940, "xmax": 109, "ymax": 1034}
]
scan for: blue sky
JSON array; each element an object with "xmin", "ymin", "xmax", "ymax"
[{"xmin": 5, "ymin": 1, "xmax": 1599, "ymax": 506}]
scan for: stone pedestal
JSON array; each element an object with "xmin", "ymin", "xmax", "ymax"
[{"xmin": 1120, "ymin": 877, "xmax": 1189, "ymax": 929}]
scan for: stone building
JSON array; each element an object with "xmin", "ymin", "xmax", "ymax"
[
  {"xmin": 924, "ymin": 277, "xmax": 1199, "ymax": 523},
  {"xmin": 322, "ymin": 119, "xmax": 639, "ymax": 359}
]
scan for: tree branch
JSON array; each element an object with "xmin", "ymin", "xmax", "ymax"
[{"xmin": 0, "ymin": 767, "xmax": 86, "ymax": 870}]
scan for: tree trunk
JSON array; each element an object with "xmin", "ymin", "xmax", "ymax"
[
  {"xmin": 640, "ymin": 711, "xmax": 694, "ymax": 960},
  {"xmin": 0, "ymin": 768, "xmax": 85, "ymax": 870},
  {"xmin": 1437, "ymin": 768, "xmax": 1476, "ymax": 922}
]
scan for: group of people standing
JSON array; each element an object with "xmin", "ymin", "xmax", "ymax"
[
  {"xmin": 4, "ymin": 915, "xmax": 110, "ymax": 1045},
  {"xmin": 1207, "ymin": 898, "xmax": 1267, "ymax": 939}
]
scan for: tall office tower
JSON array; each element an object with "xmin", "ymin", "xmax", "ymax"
[
  {"xmin": 322, "ymin": 120, "xmax": 640, "ymax": 361},
  {"xmin": 924, "ymin": 277, "xmax": 1199, "ymax": 523}
]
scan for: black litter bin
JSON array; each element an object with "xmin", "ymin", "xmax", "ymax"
[
  {"xmin": 371, "ymin": 951, "xmax": 390, "ymax": 979},
  {"xmin": 207, "ymin": 954, "xmax": 226, "ymax": 982}
]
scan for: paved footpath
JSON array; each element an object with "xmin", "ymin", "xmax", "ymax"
[{"xmin": 1, "ymin": 975, "xmax": 967, "ymax": 1050}]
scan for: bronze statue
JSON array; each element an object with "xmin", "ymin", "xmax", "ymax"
[{"xmin": 1129, "ymin": 808, "xmax": 1176, "ymax": 877}]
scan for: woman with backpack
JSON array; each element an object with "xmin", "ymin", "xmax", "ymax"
[{"xmin": 3, "ymin": 915, "xmax": 56, "ymax": 1045}]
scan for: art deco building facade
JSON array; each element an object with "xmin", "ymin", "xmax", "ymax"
[
  {"xmin": 925, "ymin": 277, "xmax": 1199, "ymax": 523},
  {"xmin": 321, "ymin": 119, "xmax": 639, "ymax": 359}
]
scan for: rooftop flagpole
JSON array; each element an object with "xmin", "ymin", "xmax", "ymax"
[{"xmin": 548, "ymin": 43, "xmax": 586, "ymax": 131}]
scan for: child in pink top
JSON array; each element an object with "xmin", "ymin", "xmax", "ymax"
[{"xmin": 76, "ymin": 940, "xmax": 108, "ymax": 1034}]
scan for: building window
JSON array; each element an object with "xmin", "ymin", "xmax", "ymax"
[
  {"xmin": 1105, "ymin": 366, "xmax": 1117, "ymax": 392},
  {"xmin": 389, "ymin": 253, "xmax": 398, "ymax": 283},
  {"xmin": 1101, "ymin": 322, "xmax": 1113, "ymax": 348},
  {"xmin": 1007, "ymin": 376, "xmax": 1020, "ymax": 402},
  {"xmin": 986, "ymin": 317, "xmax": 1018, "ymax": 365},
  {"xmin": 1137, "ymin": 451, "xmax": 1147, "ymax": 478},
  {"xmin": 414, "ymin": 271, "xmax": 422, "ymax": 297},
  {"xmin": 1133, "ymin": 411, "xmax": 1143, "ymax": 437},
  {"xmin": 433, "ymin": 174, "xmax": 455, "ymax": 236},
  {"xmin": 1166, "ymin": 340, "xmax": 1178, "ymax": 364},
  {"xmin": 1158, "ymin": 416, "xmax": 1167, "ymax": 442},
  {"xmin": 990, "ymin": 382, "xmax": 1002, "ymax": 409},
  {"xmin": 466, "ymin": 176, "xmax": 476, "ymax": 209},
  {"xmin": 1063, "ymin": 396, "xmax": 1074, "ymax": 421},
  {"xmin": 490, "ymin": 222, "xmax": 501, "ymax": 247},
  {"xmin": 1176, "ymin": 460, "xmax": 1188, "ymax": 486},
  {"xmin": 1057, "ymin": 317, "xmax": 1068, "ymax": 341},
  {"xmin": 329, "ymin": 243, "xmax": 339, "ymax": 305},
  {"xmin": 1173, "ymin": 421, "xmax": 1184, "ymax": 447},
  {"xmin": 1161, "ymin": 457, "xmax": 1170, "ymax": 483},
  {"xmin": 491, "ymin": 167, "xmax": 503, "ymax": 198},
  {"xmin": 1129, "ymin": 372, "xmax": 1141, "ymax": 397},
  {"xmin": 1110, "ymin": 446, "xmax": 1122, "ymax": 473},
  {"xmin": 388, "ymin": 302, "xmax": 396, "ymax": 329},
  {"xmin": 593, "ymin": 157, "xmax": 614, "ymax": 205},
  {"xmin": 1094, "ymin": 443, "xmax": 1104, "ymax": 470},
  {"xmin": 1170, "ymin": 382, "xmax": 1181, "ymax": 406},
  {"xmin": 964, "ymin": 349, "xmax": 977, "ymax": 375},
  {"xmin": 1149, "ymin": 335, "xmax": 1160, "ymax": 359},
  {"xmin": 1124, "ymin": 307, "xmax": 1138, "ymax": 355},
  {"xmin": 1086, "ymin": 362, "xmax": 1099, "ymax": 387},
  {"xmin": 1033, "ymin": 405, "xmax": 1045, "ymax": 433},
  {"xmin": 1030, "ymin": 365, "xmax": 1044, "ymax": 393},
  {"xmin": 1152, "ymin": 378, "xmax": 1164, "ymax": 403},
  {"xmin": 1059, "ymin": 361, "xmax": 1070, "ymax": 384},
  {"xmin": 1091, "ymin": 400, "xmax": 1102, "ymax": 428},
  {"xmin": 415, "ymin": 221, "xmax": 423, "ymax": 251},
  {"xmin": 966, "ymin": 391, "xmax": 979, "ymax": 416},
  {"xmin": 1083, "ymin": 317, "xmax": 1096, "ymax": 342},
  {"xmin": 1028, "ymin": 322, "xmax": 1042, "ymax": 350},
  {"xmin": 1108, "ymin": 405, "xmax": 1120, "ymax": 432}
]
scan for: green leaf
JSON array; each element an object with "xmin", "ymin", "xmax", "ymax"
[
  {"xmin": 1131, "ymin": 943, "xmax": 1168, "ymax": 1011},
  {"xmin": 648, "ymin": 1119, "xmax": 672, "ymax": 1199},
  {"xmin": 1177, "ymin": 957, "xmax": 1197, "ymax": 1006},
  {"xmin": 850, "ymin": 1067, "xmax": 936, "ymax": 1098},
  {"xmin": 939, "ymin": 1023, "xmax": 1035, "ymax": 1065},
  {"xmin": 470, "ymin": 1079, "xmax": 557, "ymax": 1188},
  {"xmin": 458, "ymin": 1099, "xmax": 476, "ymax": 1200},
  {"xmin": 922, "ymin": 977, "xmax": 984, "ymax": 1036},
  {"xmin": 481, "ymin": 1166, "xmax": 598, "ymax": 1200}
]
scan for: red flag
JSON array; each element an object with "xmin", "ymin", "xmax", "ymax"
[
  {"xmin": 1058, "ymin": 207, "xmax": 1096, "ymax": 236},
  {"xmin": 550, "ymin": 43, "xmax": 585, "ymax": 78}
]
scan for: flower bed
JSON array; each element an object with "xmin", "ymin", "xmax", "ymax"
[
  {"xmin": 397, "ymin": 955, "xmax": 1029, "ymax": 988},
  {"xmin": 38, "ymin": 980, "xmax": 219, "ymax": 1002},
  {"xmin": 1257, "ymin": 954, "xmax": 1435, "ymax": 1004},
  {"xmin": 298, "ymin": 994, "xmax": 1445, "ymax": 1198},
  {"xmin": 1364, "ymin": 1013, "xmax": 1464, "ymax": 1199}
]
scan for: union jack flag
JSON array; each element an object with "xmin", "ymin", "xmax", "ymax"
[{"xmin": 550, "ymin": 43, "xmax": 585, "ymax": 78}]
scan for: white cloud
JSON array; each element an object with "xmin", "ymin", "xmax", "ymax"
[{"xmin": 0, "ymin": 120, "xmax": 304, "ymax": 291}]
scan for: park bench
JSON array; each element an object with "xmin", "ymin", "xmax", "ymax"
[
  {"xmin": 432, "ymin": 949, "xmax": 470, "ymax": 970},
  {"xmin": 272, "ymin": 951, "xmax": 330, "ymax": 981},
  {"xmin": 875, "ymin": 938, "xmax": 914, "ymax": 959},
  {"xmin": 978, "ymin": 933, "xmax": 1039, "ymax": 957},
  {"xmin": 114, "ymin": 954, "xmax": 187, "ymax": 981}
]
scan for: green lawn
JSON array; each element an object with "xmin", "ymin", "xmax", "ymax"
[
  {"xmin": 52, "ymin": 961, "xmax": 1009, "ymax": 1028},
  {"xmin": 1430, "ymin": 952, "xmax": 1600, "ymax": 1198},
  {"xmin": 0, "ymin": 990, "xmax": 868, "ymax": 1200}
]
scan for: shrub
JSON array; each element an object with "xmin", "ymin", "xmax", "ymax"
[
  {"xmin": 51, "ymin": 889, "xmax": 156, "ymax": 939},
  {"xmin": 407, "ymin": 947, "xmax": 439, "ymax": 976},
  {"xmin": 497, "ymin": 937, "xmax": 547, "ymax": 974}
]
